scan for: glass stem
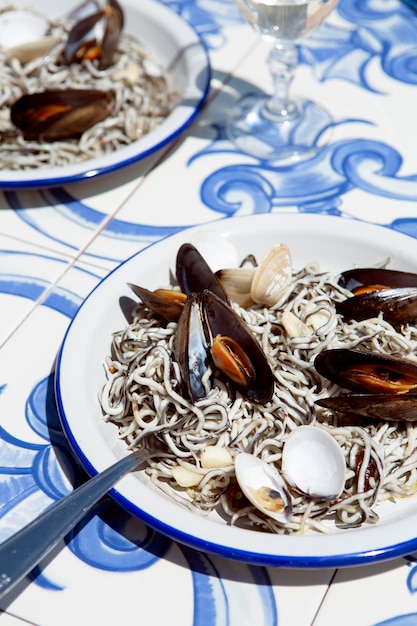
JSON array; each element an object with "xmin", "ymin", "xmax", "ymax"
[{"xmin": 264, "ymin": 42, "xmax": 300, "ymax": 121}]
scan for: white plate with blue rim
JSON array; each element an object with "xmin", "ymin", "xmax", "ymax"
[
  {"xmin": 0, "ymin": 0, "xmax": 210, "ymax": 189},
  {"xmin": 56, "ymin": 213, "xmax": 417, "ymax": 568}
]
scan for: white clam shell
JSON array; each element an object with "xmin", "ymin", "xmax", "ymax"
[
  {"xmin": 250, "ymin": 243, "xmax": 292, "ymax": 307},
  {"xmin": 0, "ymin": 10, "xmax": 48, "ymax": 49},
  {"xmin": 235, "ymin": 452, "xmax": 292, "ymax": 524},
  {"xmin": 282, "ymin": 425, "xmax": 346, "ymax": 500},
  {"xmin": 189, "ymin": 231, "xmax": 240, "ymax": 273}
]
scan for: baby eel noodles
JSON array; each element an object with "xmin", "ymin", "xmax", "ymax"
[
  {"xmin": 0, "ymin": 7, "xmax": 179, "ymax": 169},
  {"xmin": 99, "ymin": 259, "xmax": 417, "ymax": 535}
]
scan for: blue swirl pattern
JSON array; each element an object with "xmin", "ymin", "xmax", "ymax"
[{"xmin": 3, "ymin": 0, "xmax": 417, "ymax": 623}]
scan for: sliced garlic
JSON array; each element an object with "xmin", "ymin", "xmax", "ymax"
[
  {"xmin": 200, "ymin": 445, "xmax": 233, "ymax": 469},
  {"xmin": 281, "ymin": 310, "xmax": 313, "ymax": 338},
  {"xmin": 171, "ymin": 465, "xmax": 202, "ymax": 487},
  {"xmin": 303, "ymin": 301, "xmax": 331, "ymax": 332}
]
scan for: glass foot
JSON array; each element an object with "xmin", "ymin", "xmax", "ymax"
[{"xmin": 226, "ymin": 94, "xmax": 333, "ymax": 163}]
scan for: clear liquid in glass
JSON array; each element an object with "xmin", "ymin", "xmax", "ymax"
[{"xmin": 235, "ymin": 0, "xmax": 336, "ymax": 43}]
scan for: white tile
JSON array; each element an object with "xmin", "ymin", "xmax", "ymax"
[
  {"xmin": 0, "ymin": 613, "xmax": 32, "ymax": 625},
  {"xmin": 314, "ymin": 559, "xmax": 417, "ymax": 626}
]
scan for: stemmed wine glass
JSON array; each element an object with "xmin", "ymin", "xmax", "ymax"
[{"xmin": 226, "ymin": 0, "xmax": 339, "ymax": 162}]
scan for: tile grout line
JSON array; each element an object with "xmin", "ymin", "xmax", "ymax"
[{"xmin": 309, "ymin": 569, "xmax": 338, "ymax": 626}]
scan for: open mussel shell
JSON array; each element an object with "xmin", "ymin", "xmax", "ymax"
[
  {"xmin": 202, "ymin": 290, "xmax": 274, "ymax": 404},
  {"xmin": 281, "ymin": 426, "xmax": 346, "ymax": 500},
  {"xmin": 128, "ymin": 284, "xmax": 186, "ymax": 322},
  {"xmin": 65, "ymin": 0, "xmax": 124, "ymax": 69},
  {"xmin": 10, "ymin": 89, "xmax": 114, "ymax": 141},
  {"xmin": 338, "ymin": 267, "xmax": 417, "ymax": 294},
  {"xmin": 176, "ymin": 243, "xmax": 229, "ymax": 302},
  {"xmin": 314, "ymin": 348, "xmax": 417, "ymax": 394},
  {"xmin": 174, "ymin": 293, "xmax": 211, "ymax": 401},
  {"xmin": 316, "ymin": 394, "xmax": 417, "ymax": 422},
  {"xmin": 234, "ymin": 453, "xmax": 293, "ymax": 524},
  {"xmin": 336, "ymin": 287, "xmax": 417, "ymax": 326},
  {"xmin": 174, "ymin": 290, "xmax": 275, "ymax": 404}
]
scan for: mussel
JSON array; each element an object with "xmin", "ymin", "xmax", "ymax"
[
  {"xmin": 176, "ymin": 243, "xmax": 229, "ymax": 302},
  {"xmin": 337, "ymin": 267, "xmax": 417, "ymax": 326},
  {"xmin": 175, "ymin": 290, "xmax": 275, "ymax": 404},
  {"xmin": 314, "ymin": 348, "xmax": 417, "ymax": 394},
  {"xmin": 338, "ymin": 267, "xmax": 417, "ymax": 293},
  {"xmin": 10, "ymin": 89, "xmax": 114, "ymax": 141},
  {"xmin": 336, "ymin": 287, "xmax": 417, "ymax": 327},
  {"xmin": 314, "ymin": 348, "xmax": 417, "ymax": 422},
  {"xmin": 316, "ymin": 394, "xmax": 417, "ymax": 422},
  {"xmin": 128, "ymin": 242, "xmax": 275, "ymax": 404},
  {"xmin": 127, "ymin": 284, "xmax": 186, "ymax": 322},
  {"xmin": 64, "ymin": 0, "xmax": 124, "ymax": 69}
]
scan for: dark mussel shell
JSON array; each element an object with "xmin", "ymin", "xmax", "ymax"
[
  {"xmin": 338, "ymin": 268, "xmax": 417, "ymax": 294},
  {"xmin": 174, "ymin": 293, "xmax": 211, "ymax": 401},
  {"xmin": 336, "ymin": 287, "xmax": 417, "ymax": 326},
  {"xmin": 176, "ymin": 243, "xmax": 229, "ymax": 302},
  {"xmin": 202, "ymin": 289, "xmax": 274, "ymax": 404},
  {"xmin": 316, "ymin": 394, "xmax": 417, "ymax": 422},
  {"xmin": 10, "ymin": 89, "xmax": 114, "ymax": 141},
  {"xmin": 314, "ymin": 348, "xmax": 417, "ymax": 394},
  {"xmin": 174, "ymin": 290, "xmax": 274, "ymax": 404},
  {"xmin": 65, "ymin": 0, "xmax": 124, "ymax": 69},
  {"xmin": 128, "ymin": 284, "xmax": 186, "ymax": 322}
]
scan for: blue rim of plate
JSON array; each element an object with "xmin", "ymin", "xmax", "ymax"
[
  {"xmin": 55, "ymin": 213, "xmax": 417, "ymax": 568},
  {"xmin": 0, "ymin": 0, "xmax": 210, "ymax": 189}
]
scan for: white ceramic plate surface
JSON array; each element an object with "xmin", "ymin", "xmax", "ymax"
[
  {"xmin": 56, "ymin": 213, "xmax": 417, "ymax": 568},
  {"xmin": 0, "ymin": 0, "xmax": 210, "ymax": 188}
]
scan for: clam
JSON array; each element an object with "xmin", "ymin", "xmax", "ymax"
[
  {"xmin": 234, "ymin": 452, "xmax": 292, "ymax": 524},
  {"xmin": 188, "ymin": 231, "xmax": 240, "ymax": 273},
  {"xmin": 282, "ymin": 426, "xmax": 346, "ymax": 500},
  {"xmin": 0, "ymin": 9, "xmax": 59, "ymax": 63},
  {"xmin": 10, "ymin": 89, "xmax": 114, "ymax": 141},
  {"xmin": 215, "ymin": 267, "xmax": 256, "ymax": 308},
  {"xmin": 215, "ymin": 243, "xmax": 292, "ymax": 308},
  {"xmin": 250, "ymin": 243, "xmax": 292, "ymax": 307},
  {"xmin": 314, "ymin": 348, "xmax": 417, "ymax": 394}
]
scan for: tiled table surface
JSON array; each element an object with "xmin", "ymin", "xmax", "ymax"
[{"xmin": 2, "ymin": 0, "xmax": 417, "ymax": 624}]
